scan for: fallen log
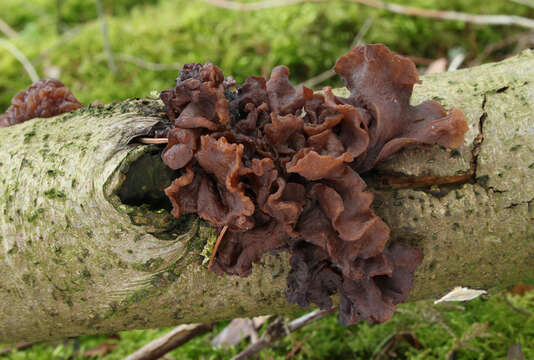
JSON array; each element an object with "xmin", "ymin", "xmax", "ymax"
[{"xmin": 0, "ymin": 51, "xmax": 532, "ymax": 343}]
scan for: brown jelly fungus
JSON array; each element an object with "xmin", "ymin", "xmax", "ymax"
[
  {"xmin": 0, "ymin": 78, "xmax": 82, "ymax": 127},
  {"xmin": 160, "ymin": 44, "xmax": 468, "ymax": 325}
]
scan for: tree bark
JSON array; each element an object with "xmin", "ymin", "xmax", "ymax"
[{"xmin": 0, "ymin": 51, "xmax": 532, "ymax": 343}]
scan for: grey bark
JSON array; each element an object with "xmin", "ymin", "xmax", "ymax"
[{"xmin": 0, "ymin": 51, "xmax": 532, "ymax": 343}]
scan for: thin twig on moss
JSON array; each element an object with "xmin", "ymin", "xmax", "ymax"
[
  {"xmin": 0, "ymin": 39, "xmax": 39, "ymax": 82},
  {"xmin": 510, "ymin": 0, "xmax": 534, "ymax": 9},
  {"xmin": 471, "ymin": 31, "xmax": 534, "ymax": 65},
  {"xmin": 0, "ymin": 18, "xmax": 17, "ymax": 38},
  {"xmin": 204, "ymin": 0, "xmax": 534, "ymax": 29},
  {"xmin": 116, "ymin": 54, "xmax": 183, "ymax": 71},
  {"xmin": 232, "ymin": 307, "xmax": 337, "ymax": 360},
  {"xmin": 95, "ymin": 0, "xmax": 117, "ymax": 74},
  {"xmin": 124, "ymin": 323, "xmax": 212, "ymax": 360}
]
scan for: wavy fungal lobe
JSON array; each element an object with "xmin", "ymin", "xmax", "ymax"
[{"xmin": 160, "ymin": 44, "xmax": 468, "ymax": 325}]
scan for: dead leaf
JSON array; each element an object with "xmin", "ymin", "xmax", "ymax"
[
  {"xmin": 374, "ymin": 332, "xmax": 423, "ymax": 360},
  {"xmin": 82, "ymin": 343, "xmax": 117, "ymax": 357},
  {"xmin": 507, "ymin": 282, "xmax": 534, "ymax": 296},
  {"xmin": 212, "ymin": 318, "xmax": 259, "ymax": 348},
  {"xmin": 252, "ymin": 315, "xmax": 271, "ymax": 329},
  {"xmin": 0, "ymin": 341, "xmax": 39, "ymax": 356},
  {"xmin": 285, "ymin": 343, "xmax": 303, "ymax": 359},
  {"xmin": 434, "ymin": 286, "xmax": 487, "ymax": 304}
]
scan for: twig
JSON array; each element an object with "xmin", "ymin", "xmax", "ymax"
[
  {"xmin": 232, "ymin": 306, "xmax": 337, "ymax": 360},
  {"xmin": 510, "ymin": 0, "xmax": 534, "ymax": 9},
  {"xmin": 396, "ymin": 305, "xmax": 457, "ymax": 339},
  {"xmin": 0, "ymin": 39, "xmax": 39, "ymax": 82},
  {"xmin": 0, "ymin": 18, "xmax": 17, "ymax": 38},
  {"xmin": 116, "ymin": 54, "xmax": 182, "ymax": 71},
  {"xmin": 445, "ymin": 322, "xmax": 489, "ymax": 360},
  {"xmin": 204, "ymin": 0, "xmax": 534, "ymax": 29},
  {"xmin": 124, "ymin": 323, "xmax": 212, "ymax": 360},
  {"xmin": 287, "ymin": 307, "xmax": 336, "ymax": 332},
  {"xmin": 94, "ymin": 53, "xmax": 183, "ymax": 71},
  {"xmin": 205, "ymin": 0, "xmax": 315, "ymax": 10},
  {"xmin": 0, "ymin": 341, "xmax": 40, "ymax": 355},
  {"xmin": 471, "ymin": 31, "xmax": 534, "ymax": 66},
  {"xmin": 372, "ymin": 331, "xmax": 421, "ymax": 360},
  {"xmin": 95, "ymin": 0, "xmax": 117, "ymax": 74},
  {"xmin": 208, "ymin": 225, "xmax": 229, "ymax": 270},
  {"xmin": 137, "ymin": 137, "xmax": 169, "ymax": 144},
  {"xmin": 301, "ymin": 18, "xmax": 372, "ymax": 88},
  {"xmin": 300, "ymin": 69, "xmax": 335, "ymax": 89},
  {"xmin": 285, "ymin": 342, "xmax": 303, "ymax": 359}
]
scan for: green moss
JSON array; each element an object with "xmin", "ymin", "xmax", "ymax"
[
  {"xmin": 7, "ymin": 243, "xmax": 18, "ymax": 254},
  {"xmin": 46, "ymin": 169, "xmax": 65, "ymax": 177},
  {"xmin": 131, "ymin": 257, "xmax": 164, "ymax": 272},
  {"xmin": 477, "ymin": 175, "xmax": 490, "ymax": 189},
  {"xmin": 80, "ymin": 268, "xmax": 91, "ymax": 279},
  {"xmin": 510, "ymin": 144, "xmax": 522, "ymax": 151},
  {"xmin": 26, "ymin": 210, "xmax": 40, "ymax": 222},
  {"xmin": 21, "ymin": 273, "xmax": 35, "ymax": 286},
  {"xmin": 44, "ymin": 188, "xmax": 67, "ymax": 199},
  {"xmin": 121, "ymin": 289, "xmax": 152, "ymax": 308},
  {"xmin": 23, "ymin": 129, "xmax": 36, "ymax": 144}
]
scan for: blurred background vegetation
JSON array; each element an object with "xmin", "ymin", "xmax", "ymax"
[
  {"xmin": 1, "ymin": 0, "xmax": 533, "ymax": 359},
  {"xmin": 1, "ymin": 0, "xmax": 534, "ymax": 110}
]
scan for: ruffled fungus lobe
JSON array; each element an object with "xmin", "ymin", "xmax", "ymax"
[
  {"xmin": 160, "ymin": 44, "xmax": 467, "ymax": 325},
  {"xmin": 0, "ymin": 79, "xmax": 82, "ymax": 127}
]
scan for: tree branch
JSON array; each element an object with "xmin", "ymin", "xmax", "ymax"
[
  {"xmin": 0, "ymin": 52, "xmax": 532, "ymax": 344},
  {"xmin": 124, "ymin": 323, "xmax": 212, "ymax": 360}
]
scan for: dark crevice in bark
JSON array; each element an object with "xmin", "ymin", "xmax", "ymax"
[
  {"xmin": 115, "ymin": 147, "xmax": 188, "ymax": 239},
  {"xmin": 505, "ymin": 198, "xmax": 534, "ymax": 209},
  {"xmin": 471, "ymin": 94, "xmax": 487, "ymax": 182},
  {"xmin": 368, "ymin": 173, "xmax": 473, "ymax": 189},
  {"xmin": 496, "ymin": 86, "xmax": 509, "ymax": 93},
  {"xmin": 117, "ymin": 150, "xmax": 175, "ymax": 211}
]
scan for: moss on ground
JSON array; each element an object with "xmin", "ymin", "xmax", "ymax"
[
  {"xmin": 1, "ymin": 0, "xmax": 533, "ymax": 110},
  {"xmin": 1, "ymin": 290, "xmax": 532, "ymax": 359}
]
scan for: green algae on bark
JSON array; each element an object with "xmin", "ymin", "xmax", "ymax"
[{"xmin": 0, "ymin": 51, "xmax": 533, "ymax": 343}]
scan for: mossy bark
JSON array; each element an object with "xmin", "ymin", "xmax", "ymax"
[{"xmin": 1, "ymin": 52, "xmax": 533, "ymax": 343}]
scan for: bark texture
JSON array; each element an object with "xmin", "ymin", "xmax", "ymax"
[{"xmin": 0, "ymin": 52, "xmax": 533, "ymax": 343}]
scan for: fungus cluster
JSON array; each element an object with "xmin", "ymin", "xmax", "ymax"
[
  {"xmin": 0, "ymin": 78, "xmax": 82, "ymax": 128},
  {"xmin": 0, "ymin": 44, "xmax": 468, "ymax": 325},
  {"xmin": 159, "ymin": 44, "xmax": 468, "ymax": 325}
]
